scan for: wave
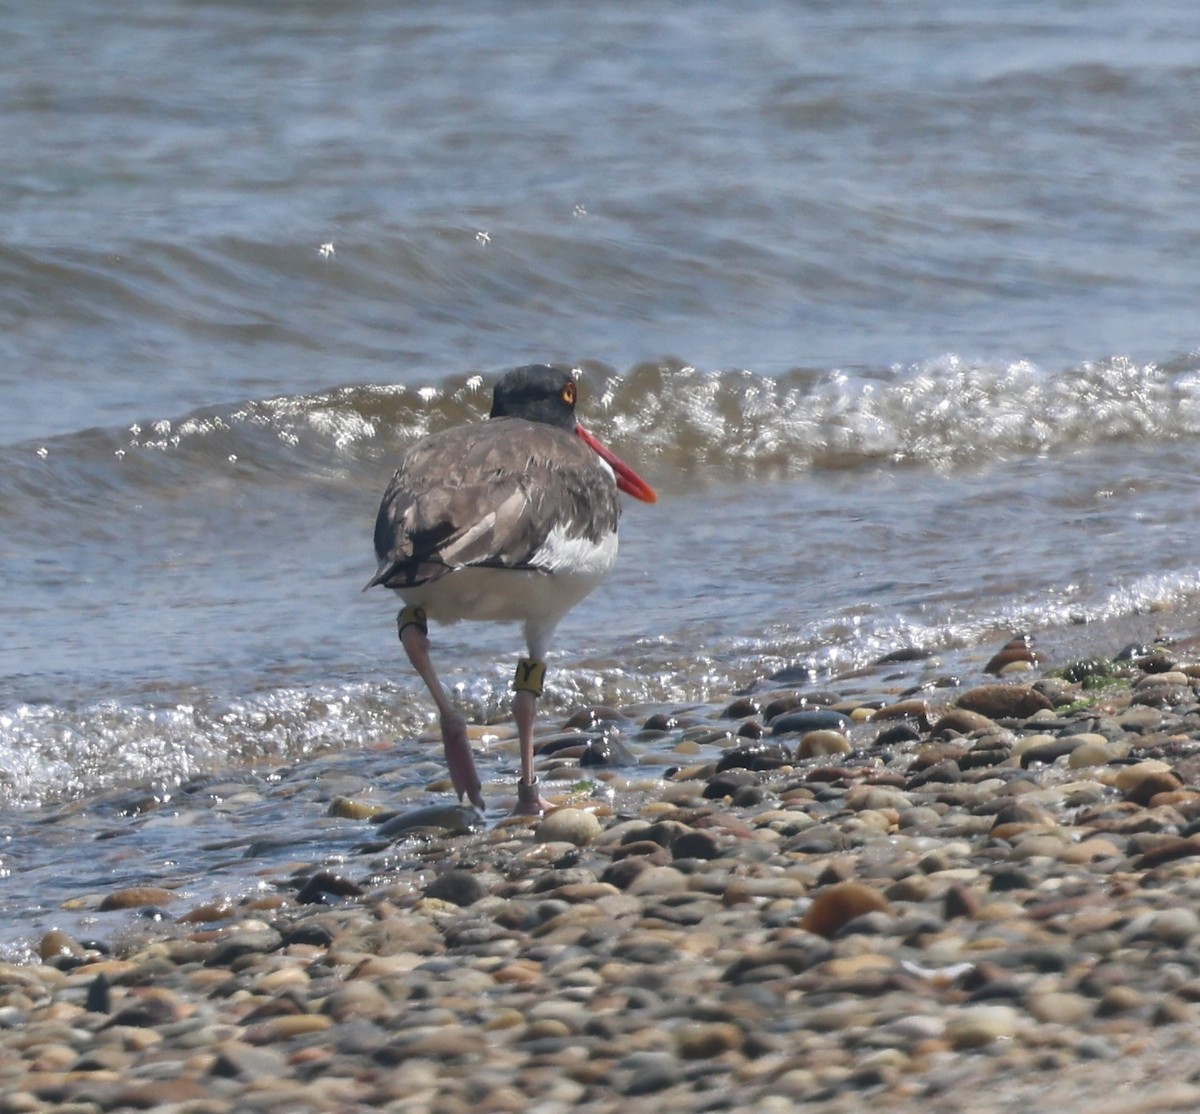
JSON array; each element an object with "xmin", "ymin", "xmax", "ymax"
[
  {"xmin": 5, "ymin": 352, "xmax": 1200, "ymax": 508},
  {"xmin": 596, "ymin": 353, "xmax": 1200, "ymax": 476},
  {"xmin": 6, "ymin": 559, "xmax": 1200, "ymax": 810},
  {"xmin": 0, "ymin": 681, "xmax": 425, "ymax": 811}
]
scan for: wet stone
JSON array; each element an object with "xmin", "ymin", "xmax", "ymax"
[
  {"xmin": 910, "ymin": 743, "xmax": 967, "ymax": 770},
  {"xmin": 873, "ymin": 722, "xmax": 923, "ymax": 747},
  {"xmin": 327, "ymin": 796, "xmax": 386, "ymax": 821},
  {"xmin": 955, "ymin": 684, "xmax": 1054, "ymax": 720},
  {"xmin": 565, "ymin": 705, "xmax": 627, "ymax": 729},
  {"xmin": 731, "ymin": 783, "xmax": 774, "ymax": 806},
  {"xmin": 535, "ymin": 732, "xmax": 588, "ymax": 756},
  {"xmin": 704, "ymin": 769, "xmax": 761, "ymax": 799},
  {"xmin": 768, "ymin": 664, "xmax": 817, "ymax": 685},
  {"xmin": 203, "ymin": 929, "xmax": 284, "ymax": 967},
  {"xmin": 716, "ymin": 741, "xmax": 792, "ymax": 771},
  {"xmin": 932, "ymin": 707, "xmax": 1001, "ymax": 735},
  {"xmin": 670, "ymin": 829, "xmax": 723, "ymax": 860},
  {"xmin": 985, "ymin": 639, "xmax": 1042, "ymax": 674},
  {"xmin": 797, "ymin": 731, "xmax": 853, "ymax": 759},
  {"xmin": 611, "ymin": 839, "xmax": 672, "ymax": 865},
  {"xmin": 600, "ymin": 857, "xmax": 656, "ymax": 890},
  {"xmin": 625, "ymin": 865, "xmax": 689, "ymax": 897},
  {"xmin": 723, "ymin": 697, "xmax": 762, "ymax": 718},
  {"xmin": 907, "ymin": 759, "xmax": 962, "ymax": 786},
  {"xmin": 1018, "ymin": 737, "xmax": 1083, "ymax": 767},
  {"xmin": 296, "ymin": 871, "xmax": 365, "ymax": 905},
  {"xmin": 770, "ymin": 709, "xmax": 853, "ymax": 736},
  {"xmin": 535, "ymin": 807, "xmax": 603, "ymax": 846},
  {"xmin": 375, "ymin": 803, "xmax": 484, "ymax": 838},
  {"xmin": 424, "ymin": 869, "xmax": 488, "ymax": 907},
  {"xmin": 280, "ymin": 922, "xmax": 334, "ymax": 949},
  {"xmin": 580, "ymin": 735, "xmax": 639, "ymax": 767},
  {"xmin": 38, "ymin": 930, "xmax": 86, "ymax": 965},
  {"xmin": 98, "ymin": 887, "xmax": 176, "ymax": 911},
  {"xmin": 1122, "ymin": 768, "xmax": 1184, "ymax": 806},
  {"xmin": 1130, "ymin": 684, "xmax": 1191, "ymax": 708},
  {"xmin": 1069, "ymin": 740, "xmax": 1127, "ymax": 768}
]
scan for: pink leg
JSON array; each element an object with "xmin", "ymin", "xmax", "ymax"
[
  {"xmin": 512, "ymin": 688, "xmax": 551, "ymax": 815},
  {"xmin": 400, "ymin": 623, "xmax": 484, "ymax": 810}
]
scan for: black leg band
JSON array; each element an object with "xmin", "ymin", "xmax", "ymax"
[{"xmin": 517, "ymin": 778, "xmax": 542, "ymax": 810}]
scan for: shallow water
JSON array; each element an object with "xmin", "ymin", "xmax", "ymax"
[{"xmin": 3, "ymin": 0, "xmax": 1200, "ymax": 954}]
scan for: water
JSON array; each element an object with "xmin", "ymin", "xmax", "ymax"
[{"xmin": 4, "ymin": 0, "xmax": 1200, "ymax": 955}]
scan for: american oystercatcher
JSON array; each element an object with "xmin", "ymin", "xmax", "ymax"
[{"xmin": 366, "ymin": 365, "xmax": 657, "ymax": 814}]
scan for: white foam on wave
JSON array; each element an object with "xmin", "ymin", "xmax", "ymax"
[
  {"xmin": 0, "ymin": 683, "xmax": 432, "ymax": 810},
  {"xmin": 17, "ymin": 353, "xmax": 1199, "ymax": 497},
  {"xmin": 586, "ymin": 354, "xmax": 1200, "ymax": 476}
]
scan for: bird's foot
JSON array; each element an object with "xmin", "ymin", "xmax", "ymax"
[
  {"xmin": 440, "ymin": 714, "xmax": 485, "ymax": 810},
  {"xmin": 513, "ymin": 777, "xmax": 551, "ymax": 816}
]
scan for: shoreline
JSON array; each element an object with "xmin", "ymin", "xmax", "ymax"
[{"xmin": 6, "ymin": 633, "xmax": 1200, "ymax": 1111}]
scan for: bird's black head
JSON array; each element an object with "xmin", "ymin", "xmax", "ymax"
[{"xmin": 488, "ymin": 365, "xmax": 578, "ymax": 430}]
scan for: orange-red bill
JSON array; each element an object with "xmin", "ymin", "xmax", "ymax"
[{"xmin": 575, "ymin": 424, "xmax": 657, "ymax": 504}]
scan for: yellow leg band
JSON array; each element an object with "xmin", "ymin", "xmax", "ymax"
[
  {"xmin": 397, "ymin": 605, "xmax": 428, "ymax": 638},
  {"xmin": 513, "ymin": 658, "xmax": 546, "ymax": 696}
]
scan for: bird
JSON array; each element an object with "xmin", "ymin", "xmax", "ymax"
[{"xmin": 365, "ymin": 365, "xmax": 657, "ymax": 815}]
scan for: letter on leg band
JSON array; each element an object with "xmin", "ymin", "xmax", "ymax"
[
  {"xmin": 513, "ymin": 658, "xmax": 546, "ymax": 696},
  {"xmin": 397, "ymin": 605, "xmax": 428, "ymax": 637}
]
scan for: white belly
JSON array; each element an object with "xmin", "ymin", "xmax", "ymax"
[{"xmin": 396, "ymin": 529, "xmax": 618, "ymax": 658}]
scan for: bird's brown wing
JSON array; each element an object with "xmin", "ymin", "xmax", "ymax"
[{"xmin": 366, "ymin": 418, "xmax": 619, "ymax": 591}]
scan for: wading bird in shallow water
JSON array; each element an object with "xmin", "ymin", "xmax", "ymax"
[{"xmin": 366, "ymin": 365, "xmax": 657, "ymax": 814}]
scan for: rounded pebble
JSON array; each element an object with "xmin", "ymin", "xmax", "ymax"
[{"xmin": 535, "ymin": 808, "xmax": 603, "ymax": 846}]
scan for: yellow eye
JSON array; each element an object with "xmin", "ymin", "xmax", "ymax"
[{"xmin": 561, "ymin": 382, "xmax": 576, "ymax": 406}]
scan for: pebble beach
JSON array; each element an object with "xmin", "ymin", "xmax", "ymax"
[
  {"xmin": 8, "ymin": 633, "xmax": 1200, "ymax": 1112},
  {"xmin": 8, "ymin": 5, "xmax": 1200, "ymax": 1111}
]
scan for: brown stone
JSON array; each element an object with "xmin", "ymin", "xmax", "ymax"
[
  {"xmin": 111, "ymin": 1082, "xmax": 211, "ymax": 1108},
  {"xmin": 243, "ymin": 1014, "xmax": 334, "ymax": 1044},
  {"xmin": 931, "ymin": 708, "xmax": 1000, "ymax": 735},
  {"xmin": 985, "ymin": 642, "xmax": 1044, "ymax": 674},
  {"xmin": 179, "ymin": 900, "xmax": 237, "ymax": 924},
  {"xmin": 1148, "ymin": 789, "xmax": 1200, "ymax": 810},
  {"xmin": 98, "ymin": 886, "xmax": 176, "ymax": 911},
  {"xmin": 915, "ymin": 744, "xmax": 972, "ymax": 773},
  {"xmin": 1123, "ymin": 769, "xmax": 1184, "ymax": 807},
  {"xmin": 492, "ymin": 960, "xmax": 543, "ymax": 986},
  {"xmin": 797, "ymin": 730, "xmax": 852, "ymax": 759},
  {"xmin": 955, "ymin": 685, "xmax": 1053, "ymax": 719},
  {"xmin": 38, "ymin": 930, "xmax": 85, "ymax": 963},
  {"xmin": 800, "ymin": 882, "xmax": 891, "ymax": 939},
  {"xmin": 871, "ymin": 699, "xmax": 932, "ymax": 726},
  {"xmin": 943, "ymin": 884, "xmax": 982, "ymax": 920},
  {"xmin": 676, "ymin": 1021, "xmax": 744, "ymax": 1059},
  {"xmin": 1133, "ymin": 835, "xmax": 1200, "ymax": 870}
]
